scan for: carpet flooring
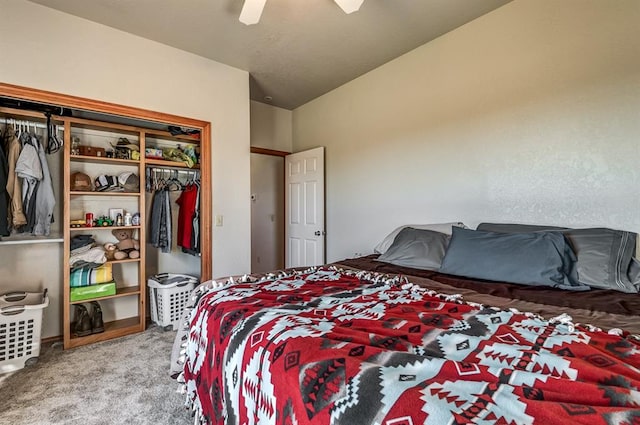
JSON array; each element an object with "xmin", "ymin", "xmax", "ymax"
[{"xmin": 0, "ymin": 326, "xmax": 192, "ymax": 424}]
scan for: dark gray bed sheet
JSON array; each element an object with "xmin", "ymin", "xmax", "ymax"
[{"xmin": 335, "ymin": 255, "xmax": 640, "ymax": 334}]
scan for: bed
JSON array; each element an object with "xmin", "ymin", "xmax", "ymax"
[{"xmin": 172, "ymin": 223, "xmax": 640, "ymax": 425}]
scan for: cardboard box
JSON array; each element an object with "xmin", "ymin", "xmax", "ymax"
[
  {"xmin": 79, "ymin": 145, "xmax": 107, "ymax": 157},
  {"xmin": 70, "ymin": 282, "xmax": 116, "ymax": 302}
]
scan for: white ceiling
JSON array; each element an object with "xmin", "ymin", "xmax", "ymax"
[{"xmin": 29, "ymin": 0, "xmax": 512, "ymax": 110}]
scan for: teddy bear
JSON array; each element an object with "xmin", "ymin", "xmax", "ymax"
[
  {"xmin": 103, "ymin": 242, "xmax": 120, "ymax": 261},
  {"xmin": 111, "ymin": 228, "xmax": 140, "ymax": 260}
]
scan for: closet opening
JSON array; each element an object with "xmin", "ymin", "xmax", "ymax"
[
  {"xmin": 0, "ymin": 82, "xmax": 212, "ymax": 348},
  {"xmin": 250, "ymin": 146, "xmax": 289, "ymax": 273}
]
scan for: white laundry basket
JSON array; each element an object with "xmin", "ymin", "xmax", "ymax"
[
  {"xmin": 148, "ymin": 274, "xmax": 198, "ymax": 331},
  {"xmin": 0, "ymin": 290, "xmax": 49, "ymax": 373}
]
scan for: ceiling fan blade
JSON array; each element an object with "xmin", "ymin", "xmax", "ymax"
[
  {"xmin": 239, "ymin": 0, "xmax": 267, "ymax": 25},
  {"xmin": 334, "ymin": 0, "xmax": 364, "ymax": 14}
]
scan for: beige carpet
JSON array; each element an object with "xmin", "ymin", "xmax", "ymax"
[{"xmin": 0, "ymin": 326, "xmax": 192, "ymax": 425}]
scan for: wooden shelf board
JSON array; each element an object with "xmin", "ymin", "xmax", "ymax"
[
  {"xmin": 67, "ymin": 317, "xmax": 142, "ymax": 348},
  {"xmin": 144, "ymin": 158, "xmax": 200, "ymax": 169},
  {"xmin": 70, "ymin": 190, "xmax": 141, "ymax": 197},
  {"xmin": 70, "ymin": 154, "xmax": 140, "ymax": 165},
  {"xmin": 69, "ymin": 286, "xmax": 140, "ymax": 305},
  {"xmin": 144, "ymin": 128, "xmax": 200, "ymax": 143},
  {"xmin": 69, "ymin": 225, "xmax": 141, "ymax": 232},
  {"xmin": 66, "ymin": 116, "xmax": 143, "ymax": 134}
]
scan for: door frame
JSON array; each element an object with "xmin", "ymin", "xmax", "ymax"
[
  {"xmin": 0, "ymin": 82, "xmax": 213, "ymax": 280},
  {"xmin": 250, "ymin": 146, "xmax": 290, "ymax": 269}
]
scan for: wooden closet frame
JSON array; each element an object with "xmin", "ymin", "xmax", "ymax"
[{"xmin": 0, "ymin": 82, "xmax": 213, "ymax": 341}]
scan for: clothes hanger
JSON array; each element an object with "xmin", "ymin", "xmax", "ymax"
[{"xmin": 45, "ymin": 112, "xmax": 62, "ymax": 154}]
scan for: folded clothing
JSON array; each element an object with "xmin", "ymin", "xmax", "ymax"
[
  {"xmin": 70, "ymin": 246, "xmax": 106, "ymax": 269},
  {"xmin": 71, "ymin": 234, "xmax": 95, "ymax": 251},
  {"xmin": 70, "ymin": 264, "xmax": 113, "ymax": 287}
]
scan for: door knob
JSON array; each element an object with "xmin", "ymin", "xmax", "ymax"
[{"xmin": 314, "ymin": 231, "xmax": 321, "ymax": 236}]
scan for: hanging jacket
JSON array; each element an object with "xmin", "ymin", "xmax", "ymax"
[
  {"xmin": 5, "ymin": 129, "xmax": 27, "ymax": 228},
  {"xmin": 149, "ymin": 189, "xmax": 172, "ymax": 253},
  {"xmin": 0, "ymin": 139, "xmax": 9, "ymax": 237},
  {"xmin": 15, "ymin": 135, "xmax": 42, "ymax": 233},
  {"xmin": 32, "ymin": 135, "xmax": 55, "ymax": 236}
]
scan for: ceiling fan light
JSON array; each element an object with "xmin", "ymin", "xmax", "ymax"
[
  {"xmin": 334, "ymin": 0, "xmax": 364, "ymax": 14},
  {"xmin": 239, "ymin": 0, "xmax": 267, "ymax": 25}
]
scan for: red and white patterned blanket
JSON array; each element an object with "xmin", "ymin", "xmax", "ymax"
[{"xmin": 180, "ymin": 268, "xmax": 640, "ymax": 425}]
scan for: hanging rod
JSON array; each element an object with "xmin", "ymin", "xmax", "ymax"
[
  {"xmin": 0, "ymin": 97, "xmax": 72, "ymax": 116},
  {"xmin": 0, "ymin": 117, "xmax": 59, "ymax": 131}
]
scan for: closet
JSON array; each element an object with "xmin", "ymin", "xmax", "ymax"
[
  {"xmin": 0, "ymin": 83, "xmax": 212, "ymax": 349},
  {"xmin": 0, "ymin": 106, "xmax": 65, "ymax": 342}
]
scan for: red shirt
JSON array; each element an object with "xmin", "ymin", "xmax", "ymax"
[{"xmin": 176, "ymin": 185, "xmax": 198, "ymax": 249}]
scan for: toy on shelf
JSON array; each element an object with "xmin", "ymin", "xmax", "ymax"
[{"xmin": 111, "ymin": 228, "xmax": 140, "ymax": 260}]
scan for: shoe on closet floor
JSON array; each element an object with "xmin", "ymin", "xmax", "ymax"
[
  {"xmin": 90, "ymin": 301, "xmax": 104, "ymax": 334},
  {"xmin": 73, "ymin": 304, "xmax": 92, "ymax": 337}
]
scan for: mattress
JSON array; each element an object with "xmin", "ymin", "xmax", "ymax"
[
  {"xmin": 337, "ymin": 255, "xmax": 640, "ymax": 334},
  {"xmin": 174, "ymin": 264, "xmax": 640, "ymax": 425}
]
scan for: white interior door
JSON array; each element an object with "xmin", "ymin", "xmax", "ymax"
[{"xmin": 285, "ymin": 147, "xmax": 325, "ymax": 267}]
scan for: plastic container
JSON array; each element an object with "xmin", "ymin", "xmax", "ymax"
[
  {"xmin": 0, "ymin": 290, "xmax": 49, "ymax": 373},
  {"xmin": 148, "ymin": 274, "xmax": 198, "ymax": 331}
]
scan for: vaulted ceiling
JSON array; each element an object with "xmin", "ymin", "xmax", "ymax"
[{"xmin": 29, "ymin": 0, "xmax": 512, "ymax": 110}]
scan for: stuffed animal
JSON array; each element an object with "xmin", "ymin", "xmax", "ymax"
[
  {"xmin": 103, "ymin": 242, "xmax": 120, "ymax": 261},
  {"xmin": 111, "ymin": 228, "xmax": 140, "ymax": 259}
]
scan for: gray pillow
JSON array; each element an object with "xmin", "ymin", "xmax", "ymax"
[
  {"xmin": 439, "ymin": 227, "xmax": 588, "ymax": 291},
  {"xmin": 376, "ymin": 227, "xmax": 450, "ymax": 270},
  {"xmin": 477, "ymin": 223, "xmax": 639, "ymax": 293}
]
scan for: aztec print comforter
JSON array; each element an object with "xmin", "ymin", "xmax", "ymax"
[{"xmin": 178, "ymin": 267, "xmax": 640, "ymax": 425}]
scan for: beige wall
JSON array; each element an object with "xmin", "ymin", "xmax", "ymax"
[
  {"xmin": 293, "ymin": 0, "xmax": 640, "ymax": 262},
  {"xmin": 0, "ymin": 0, "xmax": 251, "ymax": 338},
  {"xmin": 249, "ymin": 101, "xmax": 291, "ymax": 272},
  {"xmin": 250, "ymin": 101, "xmax": 293, "ymax": 151}
]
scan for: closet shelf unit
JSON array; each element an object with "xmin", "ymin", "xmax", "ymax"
[
  {"xmin": 62, "ymin": 114, "xmax": 205, "ymax": 349},
  {"xmin": 63, "ymin": 116, "xmax": 147, "ymax": 349},
  {"xmin": 1, "ymin": 80, "xmax": 212, "ymax": 350}
]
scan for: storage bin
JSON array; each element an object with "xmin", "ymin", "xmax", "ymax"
[
  {"xmin": 0, "ymin": 290, "xmax": 49, "ymax": 373},
  {"xmin": 70, "ymin": 281, "xmax": 116, "ymax": 302},
  {"xmin": 148, "ymin": 274, "xmax": 198, "ymax": 331}
]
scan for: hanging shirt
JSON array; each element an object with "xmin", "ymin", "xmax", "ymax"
[
  {"xmin": 15, "ymin": 134, "xmax": 42, "ymax": 233},
  {"xmin": 0, "ymin": 135, "xmax": 9, "ymax": 237},
  {"xmin": 32, "ymin": 134, "xmax": 56, "ymax": 236},
  {"xmin": 6, "ymin": 129, "xmax": 27, "ymax": 228},
  {"xmin": 176, "ymin": 184, "xmax": 198, "ymax": 250},
  {"xmin": 149, "ymin": 188, "xmax": 172, "ymax": 253}
]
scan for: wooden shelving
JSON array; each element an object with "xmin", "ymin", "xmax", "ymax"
[
  {"xmin": 69, "ymin": 225, "xmax": 142, "ymax": 232},
  {"xmin": 144, "ymin": 158, "xmax": 200, "ymax": 169},
  {"xmin": 70, "ymin": 191, "xmax": 142, "ymax": 197},
  {"xmin": 144, "ymin": 128, "xmax": 200, "ymax": 144},
  {"xmin": 63, "ymin": 118, "xmax": 146, "ymax": 350},
  {"xmin": 69, "ymin": 154, "xmax": 140, "ymax": 165},
  {"xmin": 67, "ymin": 317, "xmax": 142, "ymax": 349},
  {"xmin": 1, "ymin": 82, "xmax": 212, "ymax": 350}
]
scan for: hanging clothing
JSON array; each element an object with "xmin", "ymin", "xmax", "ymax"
[
  {"xmin": 15, "ymin": 133, "xmax": 42, "ymax": 234},
  {"xmin": 5, "ymin": 127, "xmax": 27, "ymax": 228},
  {"xmin": 149, "ymin": 188, "xmax": 172, "ymax": 253},
  {"xmin": 0, "ymin": 130, "xmax": 9, "ymax": 237},
  {"xmin": 190, "ymin": 182, "xmax": 201, "ymax": 255},
  {"xmin": 32, "ymin": 134, "xmax": 55, "ymax": 236},
  {"xmin": 176, "ymin": 184, "xmax": 198, "ymax": 251}
]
